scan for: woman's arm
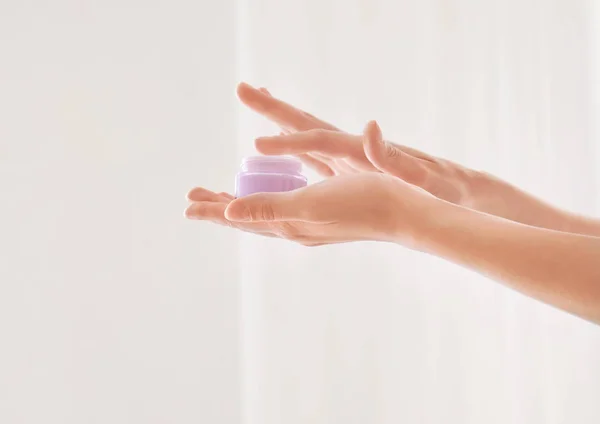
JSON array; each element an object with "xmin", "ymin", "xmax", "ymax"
[
  {"xmin": 187, "ymin": 118, "xmax": 600, "ymax": 324},
  {"xmin": 548, "ymin": 210, "xmax": 600, "ymax": 237},
  {"xmin": 237, "ymin": 82, "xmax": 600, "ymax": 238},
  {"xmin": 419, "ymin": 201, "xmax": 600, "ymax": 324},
  {"xmin": 471, "ymin": 173, "xmax": 600, "ymax": 237}
]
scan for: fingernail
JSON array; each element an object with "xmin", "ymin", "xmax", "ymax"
[
  {"xmin": 184, "ymin": 203, "xmax": 204, "ymax": 219},
  {"xmin": 184, "ymin": 207, "xmax": 197, "ymax": 219}
]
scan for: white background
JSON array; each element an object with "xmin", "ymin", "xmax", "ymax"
[
  {"xmin": 2, "ymin": 1, "xmax": 600, "ymax": 424},
  {"xmin": 1, "ymin": 1, "xmax": 240, "ymax": 423}
]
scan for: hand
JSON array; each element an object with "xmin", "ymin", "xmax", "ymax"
[
  {"xmin": 237, "ymin": 82, "xmax": 567, "ymax": 230},
  {"xmin": 237, "ymin": 82, "xmax": 484, "ymax": 204},
  {"xmin": 237, "ymin": 82, "xmax": 377, "ymax": 175},
  {"xmin": 185, "ymin": 122, "xmax": 439, "ymax": 247},
  {"xmin": 254, "ymin": 126, "xmax": 481, "ymax": 209},
  {"xmin": 237, "ymin": 82, "xmax": 444, "ymax": 177}
]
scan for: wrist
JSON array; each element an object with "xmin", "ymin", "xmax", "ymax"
[
  {"xmin": 388, "ymin": 193, "xmax": 459, "ymax": 251},
  {"xmin": 413, "ymin": 200, "xmax": 469, "ymax": 254}
]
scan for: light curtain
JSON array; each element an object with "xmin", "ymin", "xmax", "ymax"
[{"xmin": 236, "ymin": 1, "xmax": 600, "ymax": 423}]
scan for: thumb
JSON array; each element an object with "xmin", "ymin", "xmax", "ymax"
[
  {"xmin": 363, "ymin": 120, "xmax": 426, "ymax": 185},
  {"xmin": 224, "ymin": 192, "xmax": 300, "ymax": 222}
]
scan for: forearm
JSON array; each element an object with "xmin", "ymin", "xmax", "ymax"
[
  {"xmin": 480, "ymin": 175, "xmax": 600, "ymax": 237},
  {"xmin": 416, "ymin": 201, "xmax": 600, "ymax": 324},
  {"xmin": 555, "ymin": 212, "xmax": 600, "ymax": 237}
]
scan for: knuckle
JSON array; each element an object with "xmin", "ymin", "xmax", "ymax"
[
  {"xmin": 259, "ymin": 204, "xmax": 276, "ymax": 221},
  {"xmin": 451, "ymin": 167, "xmax": 469, "ymax": 186},
  {"xmin": 459, "ymin": 168, "xmax": 491, "ymax": 196},
  {"xmin": 436, "ymin": 159, "xmax": 456, "ymax": 175},
  {"xmin": 385, "ymin": 142, "xmax": 401, "ymax": 158},
  {"xmin": 439, "ymin": 162, "xmax": 473, "ymax": 192}
]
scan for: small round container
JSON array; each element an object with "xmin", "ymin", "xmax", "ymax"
[{"xmin": 235, "ymin": 156, "xmax": 308, "ymax": 198}]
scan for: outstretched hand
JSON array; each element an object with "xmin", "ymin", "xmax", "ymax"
[
  {"xmin": 236, "ymin": 82, "xmax": 376, "ymax": 175},
  {"xmin": 186, "ymin": 122, "xmax": 438, "ymax": 247},
  {"xmin": 185, "ymin": 83, "xmax": 600, "ymax": 325},
  {"xmin": 186, "ymin": 82, "xmax": 577, "ymax": 242},
  {"xmin": 236, "ymin": 82, "xmax": 566, "ymax": 229},
  {"xmin": 237, "ymin": 82, "xmax": 483, "ymax": 205}
]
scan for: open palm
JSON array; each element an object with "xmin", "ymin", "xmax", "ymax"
[{"xmin": 186, "ymin": 122, "xmax": 436, "ymax": 247}]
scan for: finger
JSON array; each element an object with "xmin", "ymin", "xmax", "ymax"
[
  {"xmin": 185, "ymin": 201, "xmax": 228, "ymax": 220},
  {"xmin": 255, "ymin": 130, "xmax": 363, "ymax": 158},
  {"xmin": 296, "ymin": 153, "xmax": 336, "ymax": 177},
  {"xmin": 363, "ymin": 121, "xmax": 428, "ymax": 185},
  {"xmin": 256, "ymin": 130, "xmax": 375, "ymax": 172},
  {"xmin": 309, "ymin": 152, "xmax": 357, "ymax": 175},
  {"xmin": 237, "ymin": 82, "xmax": 338, "ymax": 132},
  {"xmin": 393, "ymin": 143, "xmax": 436, "ymax": 162},
  {"xmin": 224, "ymin": 191, "xmax": 307, "ymax": 222},
  {"xmin": 218, "ymin": 192, "xmax": 235, "ymax": 200},
  {"xmin": 269, "ymin": 133, "xmax": 335, "ymax": 175},
  {"xmin": 331, "ymin": 159, "xmax": 359, "ymax": 174},
  {"xmin": 185, "ymin": 201, "xmax": 277, "ymax": 234},
  {"xmin": 279, "ymin": 135, "xmax": 336, "ymax": 169},
  {"xmin": 257, "ymin": 86, "xmax": 323, "ymax": 123},
  {"xmin": 187, "ymin": 187, "xmax": 233, "ymax": 202}
]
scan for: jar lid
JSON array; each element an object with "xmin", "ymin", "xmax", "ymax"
[{"xmin": 240, "ymin": 155, "xmax": 303, "ymax": 174}]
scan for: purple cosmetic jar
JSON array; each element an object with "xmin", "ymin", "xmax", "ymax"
[{"xmin": 235, "ymin": 156, "xmax": 308, "ymax": 198}]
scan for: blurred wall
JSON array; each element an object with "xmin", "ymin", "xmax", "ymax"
[{"xmin": 0, "ymin": 1, "xmax": 240, "ymax": 423}]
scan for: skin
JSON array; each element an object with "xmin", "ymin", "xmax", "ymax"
[{"xmin": 185, "ymin": 82, "xmax": 600, "ymax": 324}]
